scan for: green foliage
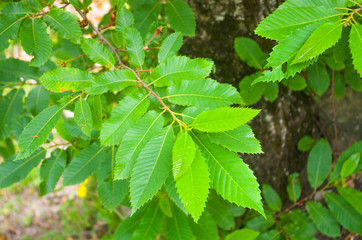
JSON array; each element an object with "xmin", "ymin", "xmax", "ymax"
[
  {"xmin": 81, "ymin": 38, "xmax": 116, "ymax": 68},
  {"xmin": 158, "ymin": 32, "xmax": 183, "ymax": 63},
  {"xmin": 74, "ymin": 98, "xmax": 93, "ymax": 137},
  {"xmin": 123, "ymin": 27, "xmax": 145, "ymax": 67},
  {"xmin": 297, "ymin": 135, "xmax": 315, "ymax": 152},
  {"xmin": 286, "ymin": 173, "xmax": 301, "ymax": 202},
  {"xmin": 262, "ymin": 184, "xmax": 282, "ymax": 212},
  {"xmin": 234, "ymin": 37, "xmax": 267, "ymax": 69},
  {"xmin": 164, "ymin": 0, "xmax": 196, "ymax": 36}
]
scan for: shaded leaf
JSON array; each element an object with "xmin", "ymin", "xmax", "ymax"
[
  {"xmin": 234, "ymin": 37, "xmax": 267, "ymax": 69},
  {"xmin": 166, "ymin": 203, "xmax": 195, "ymax": 240},
  {"xmin": 307, "ymin": 61, "xmax": 330, "ymax": 95},
  {"xmin": 26, "ymin": 86, "xmax": 49, "ymax": 116},
  {"xmin": 165, "ymin": 0, "xmax": 196, "ymax": 36},
  {"xmin": 74, "ymin": 98, "xmax": 93, "ymax": 137},
  {"xmin": 97, "ymin": 179, "xmax": 128, "ymax": 211},
  {"xmin": 286, "ymin": 173, "xmax": 301, "ymax": 202},
  {"xmin": 262, "ymin": 184, "xmax": 282, "ymax": 212}
]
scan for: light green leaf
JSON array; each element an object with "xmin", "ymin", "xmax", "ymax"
[
  {"xmin": 165, "ymin": 0, "xmax": 196, "ymax": 36},
  {"xmin": 349, "ymin": 23, "xmax": 362, "ymax": 76},
  {"xmin": 279, "ymin": 0, "xmax": 346, "ymax": 9},
  {"xmin": 149, "ymin": 56, "xmax": 213, "ymax": 87},
  {"xmin": 262, "ymin": 184, "xmax": 282, "ymax": 212},
  {"xmin": 239, "ymin": 73, "xmax": 266, "ymax": 106},
  {"xmin": 286, "ymin": 173, "xmax": 301, "ymax": 202},
  {"xmin": 115, "ymin": 111, "xmax": 164, "ymax": 179},
  {"xmin": 166, "ymin": 203, "xmax": 195, "ymax": 240},
  {"xmin": 130, "ymin": 125, "xmax": 174, "ymax": 212},
  {"xmin": 86, "ymin": 70, "xmax": 137, "ymax": 95},
  {"xmin": 297, "ymin": 135, "xmax": 315, "ymax": 152},
  {"xmin": 20, "ymin": 18, "xmax": 52, "ymax": 66},
  {"xmin": 337, "ymin": 187, "xmax": 362, "ymax": 216},
  {"xmin": 175, "ymin": 148, "xmax": 210, "ymax": 222},
  {"xmin": 39, "ymin": 149, "xmax": 66, "ymax": 196},
  {"xmin": 74, "ymin": 98, "xmax": 93, "ymax": 137},
  {"xmin": 293, "ymin": 22, "xmax": 343, "ymax": 64},
  {"xmin": 255, "ymin": 230, "xmax": 281, "ymax": 240},
  {"xmin": 165, "ymin": 174, "xmax": 188, "ymax": 214},
  {"xmin": 325, "ymin": 193, "xmax": 362, "ymax": 235},
  {"xmin": 43, "ymin": 8, "xmax": 82, "ymax": 41},
  {"xmin": 81, "ymin": 38, "xmax": 115, "ymax": 68},
  {"xmin": 0, "ymin": 58, "xmax": 40, "ymax": 86},
  {"xmin": 234, "ymin": 37, "xmax": 267, "ymax": 69},
  {"xmin": 307, "ymin": 138, "xmax": 332, "ymax": 189},
  {"xmin": 191, "ymin": 107, "xmax": 260, "ymax": 133},
  {"xmin": 86, "ymin": 95, "xmax": 102, "ymax": 130},
  {"xmin": 282, "ymin": 75, "xmax": 307, "ymax": 91},
  {"xmin": 124, "ymin": 27, "xmax": 145, "ymax": 67},
  {"xmin": 208, "ymin": 125, "xmax": 262, "ymax": 154},
  {"xmin": 25, "ymin": 86, "xmax": 49, "ymax": 117},
  {"xmin": 254, "ymin": 6, "xmax": 342, "ymax": 41},
  {"xmin": 340, "ymin": 153, "xmax": 360, "ymax": 178},
  {"xmin": 159, "ymin": 195, "xmax": 173, "ymax": 217},
  {"xmin": 158, "ymin": 32, "xmax": 183, "ymax": 63},
  {"xmin": 166, "ymin": 79, "xmax": 242, "ymax": 108},
  {"xmin": 133, "ymin": 0, "xmax": 161, "ymax": 38},
  {"xmin": 307, "ymin": 61, "xmax": 330, "ymax": 95},
  {"xmin": 306, "ymin": 201, "xmax": 340, "ymax": 237},
  {"xmin": 39, "ymin": 67, "xmax": 94, "ymax": 93},
  {"xmin": 116, "ymin": 6, "xmax": 134, "ymax": 33},
  {"xmin": 193, "ymin": 133, "xmax": 264, "ymax": 216},
  {"xmin": 253, "ymin": 66, "xmax": 284, "ymax": 84},
  {"xmin": 189, "ymin": 211, "xmax": 218, "ymax": 240},
  {"xmin": 225, "ymin": 229, "xmax": 260, "ymax": 240},
  {"xmin": 172, "ymin": 131, "xmax": 196, "ymax": 179},
  {"xmin": 63, "ymin": 142, "xmax": 106, "ymax": 186},
  {"xmin": 0, "ymin": 148, "xmax": 45, "ymax": 188},
  {"xmin": 97, "ymin": 179, "xmax": 128, "ymax": 211},
  {"xmin": 100, "ymin": 95, "xmax": 150, "ymax": 146}
]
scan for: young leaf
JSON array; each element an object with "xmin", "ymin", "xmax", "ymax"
[
  {"xmin": 116, "ymin": 6, "xmax": 134, "ymax": 33},
  {"xmin": 17, "ymin": 105, "xmax": 65, "ymax": 160},
  {"xmin": 130, "ymin": 125, "xmax": 174, "ymax": 212},
  {"xmin": 337, "ymin": 187, "xmax": 362, "ymax": 216},
  {"xmin": 286, "ymin": 173, "xmax": 301, "ymax": 202},
  {"xmin": 173, "ymin": 131, "xmax": 196, "ymax": 179},
  {"xmin": 149, "ymin": 56, "xmax": 213, "ymax": 87},
  {"xmin": 165, "ymin": 0, "xmax": 196, "ymax": 36},
  {"xmin": 293, "ymin": 22, "xmax": 343, "ymax": 64},
  {"xmin": 191, "ymin": 107, "xmax": 260, "ymax": 133},
  {"xmin": 167, "ymin": 203, "xmax": 195, "ymax": 240},
  {"xmin": 39, "ymin": 149, "xmax": 67, "ymax": 196},
  {"xmin": 297, "ymin": 135, "xmax": 315, "ymax": 152},
  {"xmin": 340, "ymin": 153, "xmax": 360, "ymax": 178},
  {"xmin": 74, "ymin": 98, "xmax": 93, "ymax": 137},
  {"xmin": 349, "ymin": 23, "xmax": 362, "ymax": 76},
  {"xmin": 262, "ymin": 184, "xmax": 282, "ymax": 212},
  {"xmin": 97, "ymin": 179, "xmax": 128, "ymax": 211},
  {"xmin": 306, "ymin": 201, "xmax": 340, "ymax": 237},
  {"xmin": 81, "ymin": 38, "xmax": 116, "ymax": 68},
  {"xmin": 166, "ymin": 79, "xmax": 242, "ymax": 108},
  {"xmin": 124, "ymin": 27, "xmax": 145, "ymax": 67},
  {"xmin": 193, "ymin": 133, "xmax": 264, "ymax": 216},
  {"xmin": 325, "ymin": 193, "xmax": 362, "ymax": 235},
  {"xmin": 115, "ymin": 111, "xmax": 164, "ymax": 179},
  {"xmin": 307, "ymin": 61, "xmax": 330, "ymax": 95},
  {"xmin": 39, "ymin": 67, "xmax": 94, "ymax": 93},
  {"xmin": 43, "ymin": 8, "xmax": 82, "ymax": 41},
  {"xmin": 63, "ymin": 142, "xmax": 106, "ymax": 186},
  {"xmin": 283, "ymin": 75, "xmax": 307, "ymax": 91},
  {"xmin": 208, "ymin": 125, "xmax": 262, "ymax": 154},
  {"xmin": 26, "ymin": 86, "xmax": 50, "ymax": 116},
  {"xmin": 175, "ymin": 148, "xmax": 210, "ymax": 222},
  {"xmin": 307, "ymin": 138, "xmax": 332, "ymax": 189},
  {"xmin": 20, "ymin": 18, "xmax": 52, "ymax": 66},
  {"xmin": 85, "ymin": 70, "xmax": 138, "ymax": 95},
  {"xmin": 0, "ymin": 148, "xmax": 45, "ymax": 188},
  {"xmin": 234, "ymin": 37, "xmax": 267, "ymax": 69},
  {"xmin": 133, "ymin": 0, "xmax": 162, "ymax": 38},
  {"xmin": 158, "ymin": 32, "xmax": 183, "ymax": 63},
  {"xmin": 86, "ymin": 95, "xmax": 102, "ymax": 130},
  {"xmin": 225, "ymin": 229, "xmax": 260, "ymax": 240}
]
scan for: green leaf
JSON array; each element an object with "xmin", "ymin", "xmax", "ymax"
[
  {"xmin": 85, "ymin": 70, "xmax": 137, "ymax": 95},
  {"xmin": 175, "ymin": 148, "xmax": 210, "ymax": 221},
  {"xmin": 193, "ymin": 132, "xmax": 264, "ymax": 216},
  {"xmin": 262, "ymin": 184, "xmax": 282, "ymax": 212},
  {"xmin": 165, "ymin": 174, "xmax": 188, "ymax": 214},
  {"xmin": 333, "ymin": 71, "xmax": 345, "ymax": 98},
  {"xmin": 279, "ymin": 0, "xmax": 346, "ymax": 9},
  {"xmin": 234, "ymin": 37, "xmax": 267, "ymax": 69},
  {"xmin": 159, "ymin": 195, "xmax": 173, "ymax": 217},
  {"xmin": 165, "ymin": 0, "xmax": 196, "ymax": 36},
  {"xmin": 39, "ymin": 149, "xmax": 66, "ymax": 196},
  {"xmin": 337, "ymin": 187, "xmax": 362, "ymax": 216},
  {"xmin": 17, "ymin": 105, "xmax": 65, "ymax": 160},
  {"xmin": 239, "ymin": 74, "xmax": 266, "ymax": 106},
  {"xmin": 255, "ymin": 230, "xmax": 281, "ymax": 240},
  {"xmin": 158, "ymin": 32, "xmax": 183, "ymax": 63},
  {"xmin": 86, "ymin": 95, "xmax": 102, "ymax": 130},
  {"xmin": 20, "ymin": 18, "xmax": 52, "ymax": 66},
  {"xmin": 0, "ymin": 148, "xmax": 45, "ymax": 188},
  {"xmin": 0, "ymin": 58, "xmax": 40, "ymax": 86},
  {"xmin": 208, "ymin": 125, "xmax": 262, "ymax": 154},
  {"xmin": 124, "ymin": 27, "xmax": 145, "ymax": 67},
  {"xmin": 97, "ymin": 179, "xmax": 128, "ymax": 210},
  {"xmin": 225, "ymin": 229, "xmax": 260, "ymax": 240},
  {"xmin": 133, "ymin": 0, "xmax": 161, "ymax": 38},
  {"xmin": 340, "ymin": 152, "xmax": 360, "ymax": 178},
  {"xmin": 286, "ymin": 173, "xmax": 301, "ymax": 202},
  {"xmin": 25, "ymin": 86, "xmax": 50, "ymax": 117},
  {"xmin": 81, "ymin": 38, "xmax": 116, "ymax": 68},
  {"xmin": 149, "ymin": 56, "xmax": 213, "ymax": 87},
  {"xmin": 345, "ymin": 67, "xmax": 362, "ymax": 91},
  {"xmin": 206, "ymin": 194, "xmax": 235, "ymax": 230},
  {"xmin": 172, "ymin": 131, "xmax": 196, "ymax": 179},
  {"xmin": 293, "ymin": 22, "xmax": 342, "ymax": 64},
  {"xmin": 297, "ymin": 135, "xmax": 315, "ymax": 152},
  {"xmin": 306, "ymin": 201, "xmax": 340, "ymax": 237},
  {"xmin": 39, "ymin": 67, "xmax": 94, "ymax": 92},
  {"xmin": 191, "ymin": 107, "xmax": 260, "ymax": 133},
  {"xmin": 74, "ymin": 98, "xmax": 93, "ymax": 137},
  {"xmin": 280, "ymin": 208, "xmax": 317, "ymax": 238},
  {"xmin": 115, "ymin": 111, "xmax": 164, "ymax": 179},
  {"xmin": 166, "ymin": 79, "xmax": 242, "ymax": 108},
  {"xmin": 130, "ymin": 125, "xmax": 174, "ymax": 212},
  {"xmin": 325, "ymin": 193, "xmax": 362, "ymax": 235},
  {"xmin": 253, "ymin": 66, "xmax": 284, "ymax": 84},
  {"xmin": 282, "ymin": 74, "xmax": 307, "ymax": 91},
  {"xmin": 189, "ymin": 211, "xmax": 218, "ymax": 240},
  {"xmin": 63, "ymin": 142, "xmax": 106, "ymax": 186},
  {"xmin": 307, "ymin": 61, "xmax": 330, "ymax": 95},
  {"xmin": 307, "ymin": 138, "xmax": 332, "ymax": 189},
  {"xmin": 263, "ymin": 82, "xmax": 279, "ymax": 102},
  {"xmin": 166, "ymin": 203, "xmax": 195, "ymax": 240},
  {"xmin": 43, "ymin": 8, "xmax": 82, "ymax": 41},
  {"xmin": 254, "ymin": 6, "xmax": 342, "ymax": 41},
  {"xmin": 100, "ymin": 95, "xmax": 150, "ymax": 146},
  {"xmin": 349, "ymin": 23, "xmax": 362, "ymax": 76},
  {"xmin": 116, "ymin": 6, "xmax": 134, "ymax": 33},
  {"xmin": 113, "ymin": 208, "xmax": 145, "ymax": 240},
  {"xmin": 0, "ymin": 88, "xmax": 25, "ymax": 139},
  {"xmin": 245, "ymin": 214, "xmax": 274, "ymax": 232}
]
